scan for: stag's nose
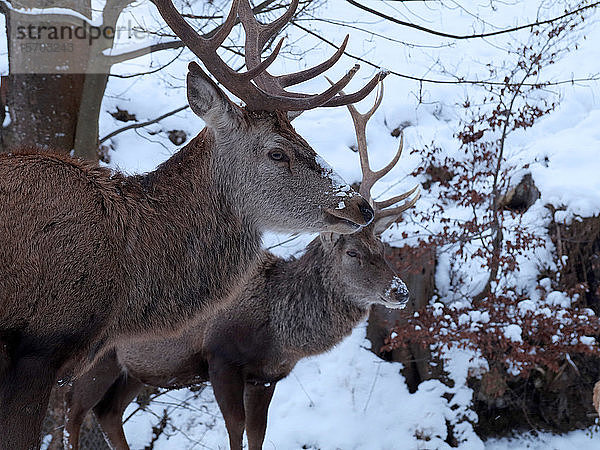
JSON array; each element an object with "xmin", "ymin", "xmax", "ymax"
[
  {"xmin": 359, "ymin": 200, "xmax": 374, "ymax": 225},
  {"xmin": 325, "ymin": 195, "xmax": 375, "ymax": 232}
]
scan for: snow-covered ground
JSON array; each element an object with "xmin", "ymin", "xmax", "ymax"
[
  {"xmin": 3, "ymin": 0, "xmax": 600, "ymax": 448},
  {"xmin": 121, "ymin": 324, "xmax": 600, "ymax": 449}
]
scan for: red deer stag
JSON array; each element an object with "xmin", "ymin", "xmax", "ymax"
[
  {"xmin": 63, "ymin": 82, "xmax": 420, "ymax": 450},
  {"xmin": 0, "ymin": 0, "xmax": 384, "ymax": 447}
]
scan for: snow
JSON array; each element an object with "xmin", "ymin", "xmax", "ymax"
[
  {"xmin": 8, "ymin": 0, "xmax": 600, "ymax": 447},
  {"xmin": 2, "ymin": 5, "xmax": 103, "ymax": 25},
  {"xmin": 123, "ymin": 325, "xmax": 486, "ymax": 450},
  {"xmin": 546, "ymin": 291, "xmax": 573, "ymax": 308},
  {"xmin": 486, "ymin": 429, "xmax": 600, "ymax": 450},
  {"xmin": 503, "ymin": 324, "xmax": 523, "ymax": 344}
]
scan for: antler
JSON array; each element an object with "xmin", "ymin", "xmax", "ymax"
[
  {"xmin": 332, "ymin": 79, "xmax": 420, "ymax": 224},
  {"xmin": 153, "ymin": 0, "xmax": 387, "ymax": 112}
]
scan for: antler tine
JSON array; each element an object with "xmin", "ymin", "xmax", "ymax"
[
  {"xmin": 237, "ymin": 0, "xmax": 298, "ymax": 62},
  {"xmin": 258, "ymin": 0, "xmax": 299, "ymax": 51},
  {"xmin": 237, "ymin": 0, "xmax": 264, "ymax": 77},
  {"xmin": 154, "ymin": 0, "xmax": 278, "ymax": 108},
  {"xmin": 236, "ymin": 0, "xmax": 387, "ymax": 110},
  {"xmin": 329, "ymin": 80, "xmax": 384, "ymax": 200},
  {"xmin": 242, "ymin": 37, "xmax": 285, "ymax": 80},
  {"xmin": 329, "ymin": 74, "xmax": 420, "ymax": 227},
  {"xmin": 335, "ymin": 81, "xmax": 419, "ymax": 223},
  {"xmin": 375, "ymin": 184, "xmax": 418, "ymax": 209},
  {"xmin": 289, "ymin": 64, "xmax": 360, "ymax": 110},
  {"xmin": 322, "ymin": 70, "xmax": 388, "ymax": 108},
  {"xmin": 371, "ymin": 131, "xmax": 403, "ymax": 180},
  {"xmin": 365, "ymin": 79, "xmax": 384, "ymax": 118},
  {"xmin": 155, "ymin": 0, "xmax": 386, "ymax": 112},
  {"xmin": 243, "ymin": 64, "xmax": 360, "ymax": 112},
  {"xmin": 153, "ymin": 0, "xmax": 240, "ymax": 83},
  {"xmin": 153, "ymin": 0, "xmax": 235, "ymax": 54},
  {"xmin": 210, "ymin": 0, "xmax": 241, "ymax": 49},
  {"xmin": 277, "ymin": 35, "xmax": 349, "ymax": 88},
  {"xmin": 375, "ymin": 186, "xmax": 421, "ymax": 219}
]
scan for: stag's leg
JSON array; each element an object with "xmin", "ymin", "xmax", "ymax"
[
  {"xmin": 92, "ymin": 374, "xmax": 144, "ymax": 450},
  {"xmin": 244, "ymin": 381, "xmax": 276, "ymax": 450},
  {"xmin": 0, "ymin": 355, "xmax": 56, "ymax": 449},
  {"xmin": 209, "ymin": 359, "xmax": 246, "ymax": 450},
  {"xmin": 64, "ymin": 350, "xmax": 122, "ymax": 449}
]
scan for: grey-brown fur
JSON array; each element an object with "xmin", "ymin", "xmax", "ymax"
[
  {"xmin": 64, "ymin": 225, "xmax": 408, "ymax": 450},
  {"xmin": 0, "ymin": 65, "xmax": 373, "ymax": 449}
]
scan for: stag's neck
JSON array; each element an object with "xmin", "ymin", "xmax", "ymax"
[
  {"xmin": 118, "ymin": 129, "xmax": 261, "ymax": 332},
  {"xmin": 137, "ymin": 130, "xmax": 225, "ymax": 216},
  {"xmin": 265, "ymin": 241, "xmax": 368, "ymax": 355}
]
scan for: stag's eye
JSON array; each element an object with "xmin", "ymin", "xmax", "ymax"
[
  {"xmin": 346, "ymin": 250, "xmax": 359, "ymax": 258},
  {"xmin": 268, "ymin": 150, "xmax": 288, "ymax": 162}
]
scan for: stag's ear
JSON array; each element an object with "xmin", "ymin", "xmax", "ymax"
[
  {"xmin": 187, "ymin": 62, "xmax": 241, "ymax": 130},
  {"xmin": 319, "ymin": 232, "xmax": 341, "ymax": 249},
  {"xmin": 373, "ymin": 216, "xmax": 400, "ymax": 236}
]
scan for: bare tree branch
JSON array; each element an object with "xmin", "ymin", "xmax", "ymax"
[
  {"xmin": 296, "ymin": 16, "xmax": 454, "ymax": 49},
  {"xmin": 346, "ymin": 0, "xmax": 600, "ymax": 40},
  {"xmin": 99, "ymin": 105, "xmax": 189, "ymax": 144},
  {"xmin": 292, "ymin": 21, "xmax": 600, "ymax": 87},
  {"xmin": 108, "ymin": 40, "xmax": 185, "ymax": 65}
]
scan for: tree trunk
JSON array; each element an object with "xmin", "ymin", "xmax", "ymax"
[
  {"xmin": 1, "ymin": 2, "xmax": 94, "ymax": 153},
  {"xmin": 0, "ymin": 0, "xmax": 129, "ymax": 160},
  {"xmin": 367, "ymin": 244, "xmax": 440, "ymax": 392}
]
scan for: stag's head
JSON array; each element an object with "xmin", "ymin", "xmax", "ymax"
[
  {"xmin": 153, "ymin": 0, "xmax": 386, "ymax": 233},
  {"xmin": 319, "ymin": 82, "xmax": 420, "ymax": 309}
]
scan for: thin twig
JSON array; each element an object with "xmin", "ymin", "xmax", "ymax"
[
  {"xmin": 346, "ymin": 0, "xmax": 600, "ymax": 40},
  {"xmin": 109, "ymin": 46, "xmax": 185, "ymax": 79},
  {"xmin": 108, "ymin": 40, "xmax": 185, "ymax": 65},
  {"xmin": 292, "ymin": 372, "xmax": 315, "ymax": 407},
  {"xmin": 291, "ymin": 22, "xmax": 600, "ymax": 87},
  {"xmin": 363, "ymin": 361, "xmax": 382, "ymax": 412},
  {"xmin": 266, "ymin": 234, "xmax": 301, "ymax": 250}
]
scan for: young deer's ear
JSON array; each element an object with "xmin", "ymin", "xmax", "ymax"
[
  {"xmin": 187, "ymin": 62, "xmax": 242, "ymax": 130},
  {"xmin": 319, "ymin": 232, "xmax": 341, "ymax": 248}
]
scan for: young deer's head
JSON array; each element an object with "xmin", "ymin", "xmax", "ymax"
[
  {"xmin": 154, "ymin": 0, "xmax": 386, "ymax": 233},
  {"xmin": 320, "ymin": 82, "xmax": 420, "ymax": 308}
]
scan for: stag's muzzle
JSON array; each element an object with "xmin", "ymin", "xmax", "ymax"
[{"xmin": 325, "ymin": 196, "xmax": 374, "ymax": 233}]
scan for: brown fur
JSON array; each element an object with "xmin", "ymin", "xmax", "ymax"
[
  {"xmin": 64, "ymin": 226, "xmax": 409, "ymax": 450},
  {"xmin": 0, "ymin": 67, "xmax": 373, "ymax": 449}
]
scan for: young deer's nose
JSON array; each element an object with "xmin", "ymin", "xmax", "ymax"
[
  {"xmin": 387, "ymin": 276, "xmax": 410, "ymax": 309},
  {"xmin": 391, "ymin": 287, "xmax": 410, "ymax": 307}
]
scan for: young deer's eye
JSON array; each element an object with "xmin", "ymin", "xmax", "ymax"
[
  {"xmin": 268, "ymin": 151, "xmax": 288, "ymax": 162},
  {"xmin": 346, "ymin": 250, "xmax": 359, "ymax": 258}
]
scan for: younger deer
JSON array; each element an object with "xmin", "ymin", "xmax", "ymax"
[
  {"xmin": 64, "ymin": 83, "xmax": 420, "ymax": 450},
  {"xmin": 0, "ymin": 0, "xmax": 382, "ymax": 447}
]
